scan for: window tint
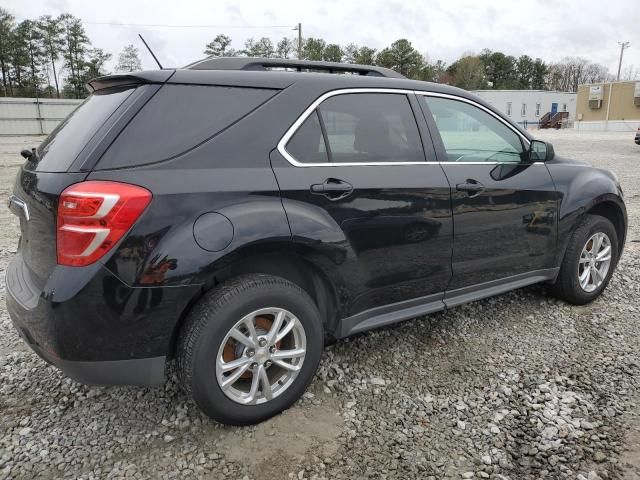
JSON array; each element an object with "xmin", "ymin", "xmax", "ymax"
[
  {"xmin": 423, "ymin": 97, "xmax": 525, "ymax": 163},
  {"xmin": 35, "ymin": 87, "xmax": 135, "ymax": 172},
  {"xmin": 97, "ymin": 85, "xmax": 276, "ymax": 169},
  {"xmin": 286, "ymin": 111, "xmax": 329, "ymax": 163},
  {"xmin": 315, "ymin": 93, "xmax": 425, "ymax": 163}
]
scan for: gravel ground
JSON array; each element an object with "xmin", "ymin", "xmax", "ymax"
[{"xmin": 0, "ymin": 130, "xmax": 639, "ymax": 480}]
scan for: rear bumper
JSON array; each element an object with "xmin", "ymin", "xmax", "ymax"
[
  {"xmin": 6, "ymin": 253, "xmax": 200, "ymax": 386},
  {"xmin": 14, "ymin": 327, "xmax": 165, "ymax": 385}
]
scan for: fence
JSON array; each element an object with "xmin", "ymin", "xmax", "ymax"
[{"xmin": 0, "ymin": 97, "xmax": 82, "ymax": 135}]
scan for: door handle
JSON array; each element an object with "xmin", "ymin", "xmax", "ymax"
[
  {"xmin": 310, "ymin": 179, "xmax": 353, "ymax": 200},
  {"xmin": 456, "ymin": 179, "xmax": 485, "ymax": 195}
]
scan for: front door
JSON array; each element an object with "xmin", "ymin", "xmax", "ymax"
[
  {"xmin": 271, "ymin": 91, "xmax": 453, "ymax": 317},
  {"xmin": 551, "ymin": 102, "xmax": 558, "ymax": 115},
  {"xmin": 418, "ymin": 94, "xmax": 558, "ymax": 295}
]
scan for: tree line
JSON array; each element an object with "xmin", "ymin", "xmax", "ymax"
[
  {"xmin": 0, "ymin": 7, "xmax": 630, "ymax": 99},
  {"xmin": 208, "ymin": 33, "xmax": 619, "ymax": 92},
  {"xmin": 0, "ymin": 8, "xmax": 141, "ymax": 98}
]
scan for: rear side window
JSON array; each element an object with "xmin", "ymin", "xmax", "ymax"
[
  {"xmin": 285, "ymin": 93, "xmax": 425, "ymax": 164},
  {"xmin": 318, "ymin": 94, "xmax": 424, "ymax": 163},
  {"xmin": 97, "ymin": 85, "xmax": 276, "ymax": 169},
  {"xmin": 35, "ymin": 87, "xmax": 135, "ymax": 172}
]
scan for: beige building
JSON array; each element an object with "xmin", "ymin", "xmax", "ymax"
[{"xmin": 575, "ymin": 80, "xmax": 640, "ymax": 131}]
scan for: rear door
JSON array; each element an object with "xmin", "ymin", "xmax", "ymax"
[
  {"xmin": 271, "ymin": 89, "xmax": 453, "ymax": 318},
  {"xmin": 417, "ymin": 93, "xmax": 558, "ymax": 298}
]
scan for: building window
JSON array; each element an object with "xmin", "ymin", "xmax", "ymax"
[
  {"xmin": 535, "ymin": 103, "xmax": 541, "ymax": 117},
  {"xmin": 506, "ymin": 102, "xmax": 512, "ymax": 116},
  {"xmin": 521, "ymin": 103, "xmax": 527, "ymax": 116},
  {"xmin": 562, "ymin": 103, "xmax": 567, "ymax": 112}
]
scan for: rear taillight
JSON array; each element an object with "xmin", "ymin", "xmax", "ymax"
[{"xmin": 57, "ymin": 181, "xmax": 152, "ymax": 267}]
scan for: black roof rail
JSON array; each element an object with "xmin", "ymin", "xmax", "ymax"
[{"xmin": 183, "ymin": 56, "xmax": 405, "ymax": 79}]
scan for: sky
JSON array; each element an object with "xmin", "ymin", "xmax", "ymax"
[{"xmin": 5, "ymin": 0, "xmax": 640, "ymax": 76}]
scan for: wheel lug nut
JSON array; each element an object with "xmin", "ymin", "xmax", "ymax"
[
  {"xmin": 265, "ymin": 360, "xmax": 272, "ymax": 368},
  {"xmin": 246, "ymin": 349, "xmax": 255, "ymax": 357},
  {"xmin": 269, "ymin": 346, "xmax": 276, "ymax": 354},
  {"xmin": 251, "ymin": 362, "xmax": 258, "ymax": 369},
  {"xmin": 258, "ymin": 338, "xmax": 267, "ymax": 347}
]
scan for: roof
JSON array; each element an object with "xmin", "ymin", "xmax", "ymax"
[{"xmin": 183, "ymin": 56, "xmax": 405, "ymax": 79}]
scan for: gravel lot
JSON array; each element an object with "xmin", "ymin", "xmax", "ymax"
[{"xmin": 0, "ymin": 129, "xmax": 639, "ymax": 480}]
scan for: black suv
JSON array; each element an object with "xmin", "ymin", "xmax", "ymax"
[{"xmin": 7, "ymin": 58, "xmax": 627, "ymax": 425}]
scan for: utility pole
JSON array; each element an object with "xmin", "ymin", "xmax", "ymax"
[
  {"xmin": 616, "ymin": 41, "xmax": 630, "ymax": 81},
  {"xmin": 294, "ymin": 23, "xmax": 302, "ymax": 59}
]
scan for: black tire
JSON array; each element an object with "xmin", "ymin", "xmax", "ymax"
[
  {"xmin": 177, "ymin": 274, "xmax": 323, "ymax": 425},
  {"xmin": 550, "ymin": 215, "xmax": 618, "ymax": 305}
]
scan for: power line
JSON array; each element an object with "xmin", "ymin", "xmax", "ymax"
[{"xmin": 82, "ymin": 21, "xmax": 297, "ymax": 29}]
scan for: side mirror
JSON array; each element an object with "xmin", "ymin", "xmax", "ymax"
[
  {"xmin": 529, "ymin": 140, "xmax": 554, "ymax": 162},
  {"xmin": 20, "ymin": 149, "xmax": 33, "ymax": 160}
]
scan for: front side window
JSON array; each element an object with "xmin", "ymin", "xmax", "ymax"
[
  {"xmin": 423, "ymin": 96, "xmax": 525, "ymax": 163},
  {"xmin": 287, "ymin": 93, "xmax": 425, "ymax": 164}
]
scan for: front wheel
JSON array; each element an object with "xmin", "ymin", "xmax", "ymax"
[
  {"xmin": 177, "ymin": 274, "xmax": 324, "ymax": 425},
  {"xmin": 550, "ymin": 215, "xmax": 619, "ymax": 305}
]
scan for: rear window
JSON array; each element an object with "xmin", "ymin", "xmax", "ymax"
[
  {"xmin": 96, "ymin": 85, "xmax": 276, "ymax": 169},
  {"xmin": 35, "ymin": 87, "xmax": 135, "ymax": 172}
]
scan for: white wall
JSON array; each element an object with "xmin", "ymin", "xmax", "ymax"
[
  {"xmin": 574, "ymin": 120, "xmax": 640, "ymax": 132},
  {"xmin": 472, "ymin": 90, "xmax": 577, "ymax": 126},
  {"xmin": 0, "ymin": 97, "xmax": 82, "ymax": 135}
]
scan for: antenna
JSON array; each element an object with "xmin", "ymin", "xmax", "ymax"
[{"xmin": 138, "ymin": 33, "xmax": 163, "ymax": 69}]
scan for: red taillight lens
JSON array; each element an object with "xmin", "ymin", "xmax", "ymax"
[{"xmin": 57, "ymin": 181, "xmax": 152, "ymax": 267}]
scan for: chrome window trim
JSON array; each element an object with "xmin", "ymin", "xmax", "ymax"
[{"xmin": 276, "ymin": 88, "xmax": 535, "ymax": 168}]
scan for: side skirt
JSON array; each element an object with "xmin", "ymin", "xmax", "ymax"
[{"xmin": 337, "ymin": 268, "xmax": 559, "ymax": 338}]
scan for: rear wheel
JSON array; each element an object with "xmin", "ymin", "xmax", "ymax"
[
  {"xmin": 177, "ymin": 274, "xmax": 323, "ymax": 425},
  {"xmin": 550, "ymin": 215, "xmax": 618, "ymax": 305}
]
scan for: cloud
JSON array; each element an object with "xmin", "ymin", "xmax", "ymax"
[{"xmin": 4, "ymin": 0, "xmax": 639, "ymax": 73}]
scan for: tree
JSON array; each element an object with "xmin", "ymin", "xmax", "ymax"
[
  {"xmin": 15, "ymin": 20, "xmax": 46, "ymax": 97},
  {"xmin": 115, "ymin": 44, "xmax": 141, "ymax": 72},
  {"xmin": 479, "ymin": 49, "xmax": 517, "ymax": 89},
  {"xmin": 619, "ymin": 64, "xmax": 639, "ymax": 81},
  {"xmin": 546, "ymin": 57, "xmax": 609, "ymax": 92},
  {"xmin": 204, "ymin": 34, "xmax": 235, "ymax": 57},
  {"xmin": 323, "ymin": 43, "xmax": 342, "ymax": 62},
  {"xmin": 83, "ymin": 48, "xmax": 111, "ymax": 79},
  {"xmin": 342, "ymin": 43, "xmax": 359, "ymax": 63},
  {"xmin": 354, "ymin": 46, "xmax": 377, "ymax": 66},
  {"xmin": 448, "ymin": 55, "xmax": 485, "ymax": 90},
  {"xmin": 37, "ymin": 15, "xmax": 64, "ymax": 97},
  {"xmin": 376, "ymin": 39, "xmax": 423, "ymax": 77},
  {"xmin": 59, "ymin": 13, "xmax": 91, "ymax": 98},
  {"xmin": 0, "ymin": 8, "xmax": 15, "ymax": 96},
  {"xmin": 300, "ymin": 38, "xmax": 326, "ymax": 61},
  {"xmin": 275, "ymin": 37, "xmax": 295, "ymax": 59},
  {"xmin": 416, "ymin": 58, "xmax": 447, "ymax": 82},
  {"xmin": 531, "ymin": 58, "xmax": 548, "ymax": 90},
  {"xmin": 515, "ymin": 54, "xmax": 534, "ymax": 89},
  {"xmin": 243, "ymin": 37, "xmax": 274, "ymax": 57}
]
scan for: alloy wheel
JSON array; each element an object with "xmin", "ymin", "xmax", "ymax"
[
  {"xmin": 215, "ymin": 308, "xmax": 307, "ymax": 405},
  {"xmin": 577, "ymin": 232, "xmax": 612, "ymax": 293}
]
